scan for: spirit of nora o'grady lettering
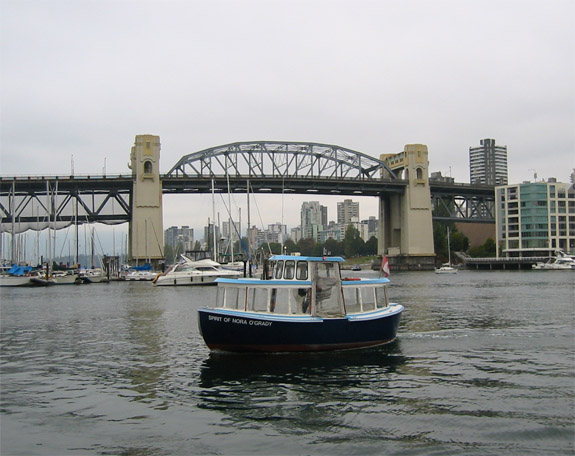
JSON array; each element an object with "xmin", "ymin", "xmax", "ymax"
[{"xmin": 209, "ymin": 315, "xmax": 272, "ymax": 327}]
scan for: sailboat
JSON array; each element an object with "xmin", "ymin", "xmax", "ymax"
[{"xmin": 435, "ymin": 226, "xmax": 458, "ymax": 274}]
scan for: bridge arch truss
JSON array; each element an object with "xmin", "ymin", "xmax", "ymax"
[{"xmin": 167, "ymin": 141, "xmax": 398, "ymax": 180}]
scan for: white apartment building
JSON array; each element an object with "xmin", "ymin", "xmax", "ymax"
[{"xmin": 495, "ymin": 179, "xmax": 575, "ymax": 257}]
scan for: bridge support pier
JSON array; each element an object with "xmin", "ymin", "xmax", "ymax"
[
  {"xmin": 128, "ymin": 135, "xmax": 164, "ymax": 269},
  {"xmin": 378, "ymin": 144, "xmax": 435, "ymax": 271}
]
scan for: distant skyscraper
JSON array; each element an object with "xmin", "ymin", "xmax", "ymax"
[
  {"xmin": 164, "ymin": 226, "xmax": 194, "ymax": 252},
  {"xmin": 469, "ymin": 138, "xmax": 508, "ymax": 185},
  {"xmin": 337, "ymin": 199, "xmax": 359, "ymax": 226},
  {"xmin": 301, "ymin": 201, "xmax": 327, "ymax": 240}
]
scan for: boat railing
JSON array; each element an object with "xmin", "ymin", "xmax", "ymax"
[
  {"xmin": 341, "ymin": 278, "xmax": 390, "ymax": 313},
  {"xmin": 215, "ymin": 277, "xmax": 390, "ymax": 316}
]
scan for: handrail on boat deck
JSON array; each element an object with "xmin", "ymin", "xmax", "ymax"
[{"xmin": 214, "ymin": 276, "xmax": 391, "ymax": 315}]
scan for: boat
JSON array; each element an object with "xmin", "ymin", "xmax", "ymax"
[
  {"xmin": 532, "ymin": 250, "xmax": 575, "ymax": 270},
  {"xmin": 124, "ymin": 269, "xmax": 158, "ymax": 281},
  {"xmin": 351, "ymin": 264, "xmax": 361, "ymax": 271},
  {"xmin": 197, "ymin": 255, "xmax": 403, "ymax": 352},
  {"xmin": 0, "ymin": 265, "xmax": 35, "ymax": 287},
  {"xmin": 78, "ymin": 268, "xmax": 108, "ymax": 283},
  {"xmin": 123, "ymin": 263, "xmax": 158, "ymax": 281},
  {"xmin": 51, "ymin": 270, "xmax": 78, "ymax": 285},
  {"xmin": 435, "ymin": 263, "xmax": 458, "ymax": 274},
  {"xmin": 435, "ymin": 227, "xmax": 458, "ymax": 274},
  {"xmin": 153, "ymin": 255, "xmax": 242, "ymax": 286}
]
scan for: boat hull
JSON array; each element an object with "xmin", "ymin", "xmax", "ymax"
[
  {"xmin": 198, "ymin": 306, "xmax": 403, "ymax": 353},
  {"xmin": 0, "ymin": 275, "xmax": 33, "ymax": 287},
  {"xmin": 154, "ymin": 274, "xmax": 220, "ymax": 286}
]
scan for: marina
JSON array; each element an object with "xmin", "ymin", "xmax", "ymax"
[{"xmin": 1, "ymin": 269, "xmax": 572, "ymax": 455}]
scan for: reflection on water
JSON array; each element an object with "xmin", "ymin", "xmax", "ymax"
[
  {"xmin": 200, "ymin": 341, "xmax": 405, "ymax": 387},
  {"xmin": 197, "ymin": 343, "xmax": 408, "ymax": 442}
]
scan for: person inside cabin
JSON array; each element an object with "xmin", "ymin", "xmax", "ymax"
[
  {"xmin": 299, "ymin": 288, "xmax": 310, "ymax": 313},
  {"xmin": 270, "ymin": 288, "xmax": 277, "ymax": 312}
]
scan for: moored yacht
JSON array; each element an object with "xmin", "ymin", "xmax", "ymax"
[
  {"xmin": 153, "ymin": 255, "xmax": 241, "ymax": 286},
  {"xmin": 532, "ymin": 250, "xmax": 575, "ymax": 270}
]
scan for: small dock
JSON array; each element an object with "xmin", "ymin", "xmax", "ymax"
[{"xmin": 458, "ymin": 254, "xmax": 547, "ymax": 270}]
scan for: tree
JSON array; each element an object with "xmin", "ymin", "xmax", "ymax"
[
  {"xmin": 483, "ymin": 238, "xmax": 497, "ymax": 257},
  {"xmin": 364, "ymin": 236, "xmax": 378, "ymax": 255},
  {"xmin": 323, "ymin": 238, "xmax": 343, "ymax": 256},
  {"xmin": 343, "ymin": 225, "xmax": 364, "ymax": 258},
  {"xmin": 297, "ymin": 238, "xmax": 316, "ymax": 256},
  {"xmin": 267, "ymin": 242, "xmax": 283, "ymax": 254},
  {"xmin": 468, "ymin": 237, "xmax": 497, "ymax": 258},
  {"xmin": 450, "ymin": 231, "xmax": 469, "ymax": 253},
  {"xmin": 283, "ymin": 239, "xmax": 297, "ymax": 254}
]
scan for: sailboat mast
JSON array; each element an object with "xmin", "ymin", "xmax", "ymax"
[
  {"xmin": 447, "ymin": 226, "xmax": 451, "ymax": 266},
  {"xmin": 227, "ymin": 173, "xmax": 233, "ymax": 264},
  {"xmin": 212, "ymin": 179, "xmax": 217, "ymax": 262},
  {"xmin": 74, "ymin": 196, "xmax": 79, "ymax": 267}
]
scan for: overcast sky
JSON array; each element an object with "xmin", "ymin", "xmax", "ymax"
[{"xmin": 1, "ymin": 0, "xmax": 574, "ymax": 240}]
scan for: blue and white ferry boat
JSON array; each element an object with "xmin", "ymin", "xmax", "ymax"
[{"xmin": 198, "ymin": 255, "xmax": 403, "ymax": 353}]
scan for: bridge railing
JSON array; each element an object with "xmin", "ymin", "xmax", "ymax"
[{"xmin": 0, "ymin": 174, "xmax": 133, "ymax": 180}]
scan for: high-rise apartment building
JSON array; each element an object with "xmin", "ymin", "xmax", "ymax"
[
  {"xmin": 469, "ymin": 138, "xmax": 508, "ymax": 185},
  {"xmin": 164, "ymin": 226, "xmax": 194, "ymax": 252},
  {"xmin": 301, "ymin": 201, "xmax": 327, "ymax": 240},
  {"xmin": 495, "ymin": 179, "xmax": 575, "ymax": 257},
  {"xmin": 337, "ymin": 199, "xmax": 359, "ymax": 226}
]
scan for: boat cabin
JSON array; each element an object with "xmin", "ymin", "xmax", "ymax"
[{"xmin": 214, "ymin": 255, "xmax": 390, "ymax": 317}]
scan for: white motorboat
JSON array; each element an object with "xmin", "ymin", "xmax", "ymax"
[
  {"xmin": 124, "ymin": 269, "xmax": 158, "ymax": 281},
  {"xmin": 79, "ymin": 268, "xmax": 108, "ymax": 283},
  {"xmin": 153, "ymin": 255, "xmax": 242, "ymax": 286},
  {"xmin": 532, "ymin": 251, "xmax": 575, "ymax": 270}
]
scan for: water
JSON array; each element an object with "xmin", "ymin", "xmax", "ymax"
[{"xmin": 1, "ymin": 270, "xmax": 574, "ymax": 455}]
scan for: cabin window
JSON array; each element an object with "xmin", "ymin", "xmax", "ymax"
[
  {"xmin": 274, "ymin": 260, "xmax": 284, "ymax": 279},
  {"xmin": 342, "ymin": 286, "xmax": 379, "ymax": 312},
  {"xmin": 284, "ymin": 260, "xmax": 295, "ymax": 279},
  {"xmin": 312, "ymin": 263, "xmax": 344, "ymax": 317},
  {"xmin": 249, "ymin": 288, "xmax": 269, "ymax": 312},
  {"xmin": 296, "ymin": 261, "xmax": 308, "ymax": 280},
  {"xmin": 216, "ymin": 287, "xmax": 243, "ymax": 310}
]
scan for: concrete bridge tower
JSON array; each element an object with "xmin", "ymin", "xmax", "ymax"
[
  {"xmin": 128, "ymin": 134, "xmax": 164, "ymax": 266},
  {"xmin": 378, "ymin": 144, "xmax": 435, "ymax": 270}
]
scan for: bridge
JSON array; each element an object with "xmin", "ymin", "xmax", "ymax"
[{"xmin": 0, "ymin": 136, "xmax": 495, "ymax": 269}]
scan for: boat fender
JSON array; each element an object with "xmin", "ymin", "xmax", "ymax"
[{"xmin": 343, "ymin": 277, "xmax": 361, "ymax": 281}]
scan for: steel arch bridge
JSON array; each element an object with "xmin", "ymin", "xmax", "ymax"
[
  {"xmin": 166, "ymin": 141, "xmax": 398, "ymax": 180},
  {"xmin": 0, "ymin": 141, "xmax": 495, "ymax": 235}
]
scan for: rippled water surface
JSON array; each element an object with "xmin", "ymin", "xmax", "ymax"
[{"xmin": 1, "ymin": 270, "xmax": 574, "ymax": 455}]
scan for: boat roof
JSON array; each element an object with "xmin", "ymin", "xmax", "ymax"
[{"xmin": 269, "ymin": 255, "xmax": 344, "ymax": 262}]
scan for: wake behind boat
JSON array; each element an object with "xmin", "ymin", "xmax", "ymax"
[
  {"xmin": 153, "ymin": 255, "xmax": 242, "ymax": 286},
  {"xmin": 198, "ymin": 255, "xmax": 403, "ymax": 353}
]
